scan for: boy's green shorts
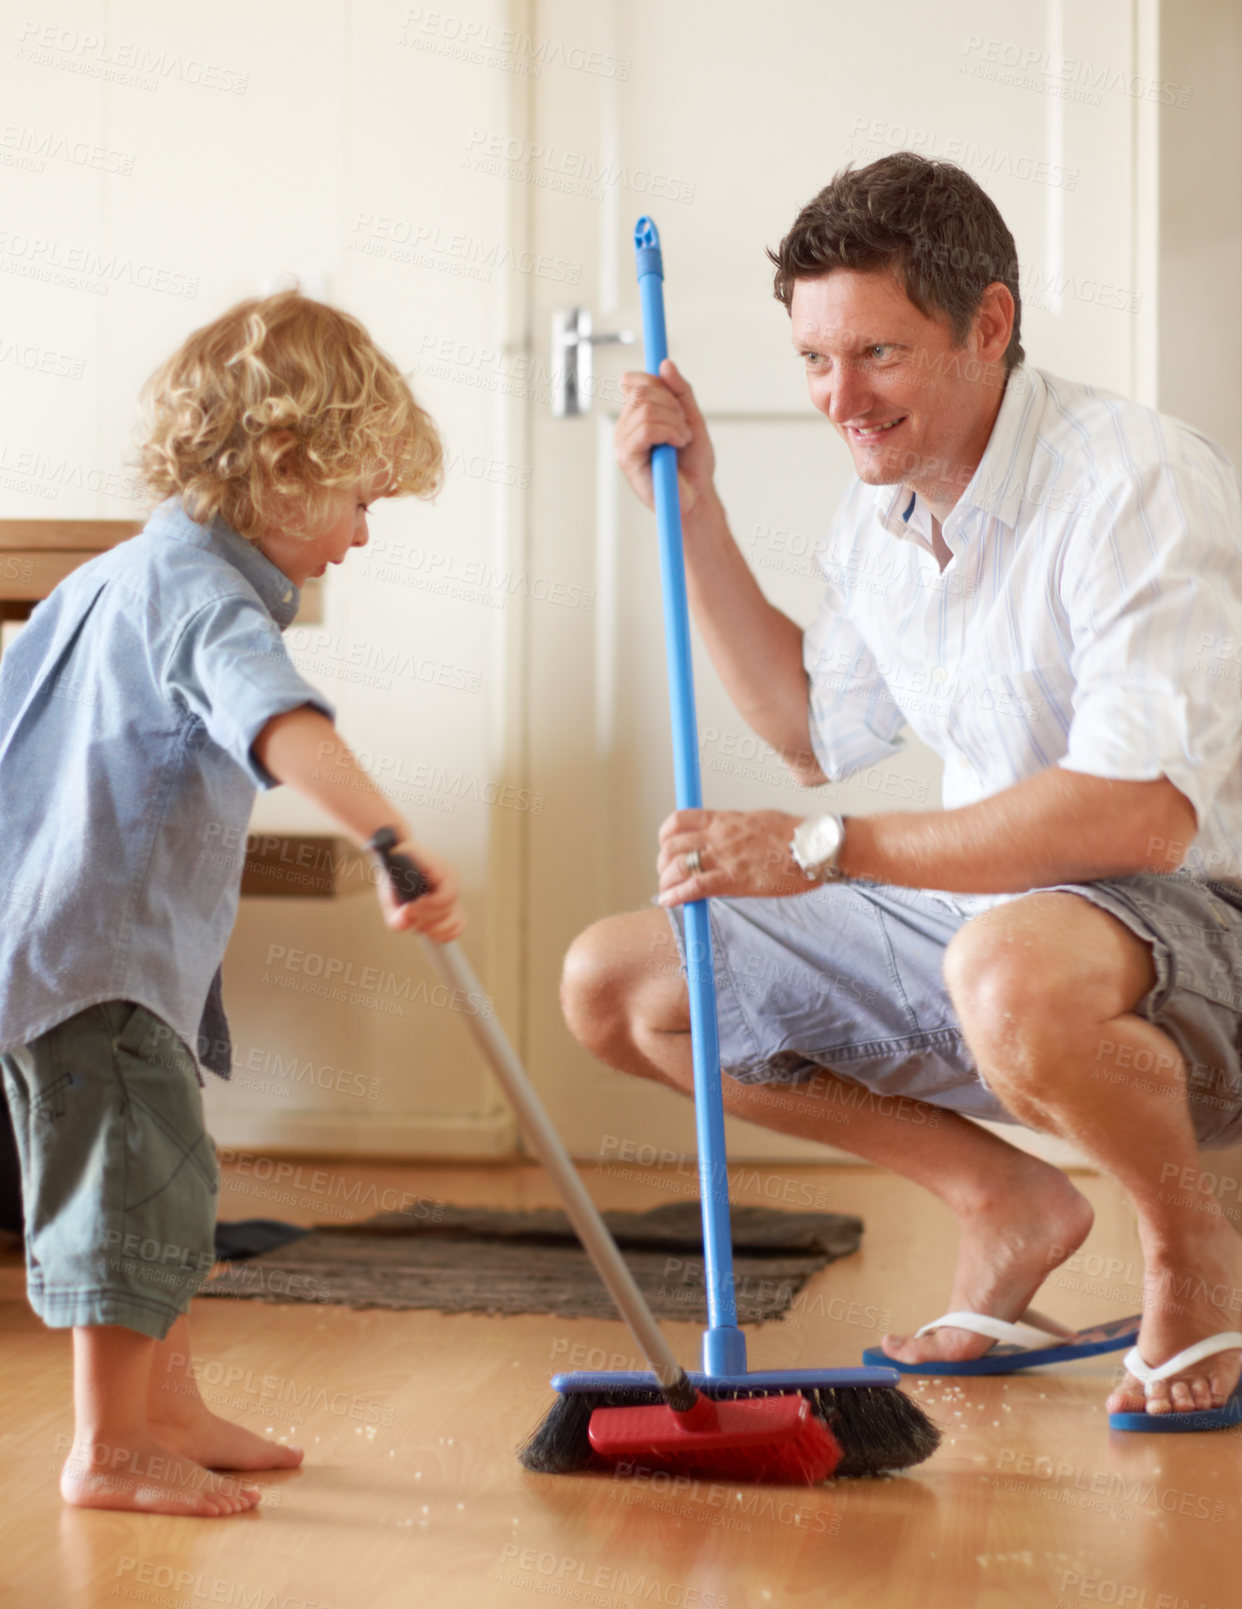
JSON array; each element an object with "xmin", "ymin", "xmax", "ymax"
[{"xmin": 0, "ymin": 1000, "xmax": 219, "ymax": 1340}]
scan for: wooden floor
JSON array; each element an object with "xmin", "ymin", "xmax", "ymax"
[{"xmin": 2, "ymin": 1157, "xmax": 1238, "ymax": 1609}]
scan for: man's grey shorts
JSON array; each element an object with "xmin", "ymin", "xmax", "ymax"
[
  {"xmin": 0, "ymin": 1000, "xmax": 219, "ymax": 1339},
  {"xmin": 665, "ymin": 875, "xmax": 1242, "ymax": 1150}
]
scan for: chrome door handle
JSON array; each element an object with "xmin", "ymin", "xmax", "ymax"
[{"xmin": 551, "ymin": 307, "xmax": 635, "ymax": 417}]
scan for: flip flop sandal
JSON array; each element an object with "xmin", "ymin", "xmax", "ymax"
[
  {"xmin": 862, "ymin": 1309, "xmax": 1142, "ymax": 1376},
  {"xmin": 1109, "ymin": 1332, "xmax": 1242, "ymax": 1432}
]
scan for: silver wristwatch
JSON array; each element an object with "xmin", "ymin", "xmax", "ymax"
[{"xmin": 790, "ymin": 813, "xmax": 848, "ymax": 882}]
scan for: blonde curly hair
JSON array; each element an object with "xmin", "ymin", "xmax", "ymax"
[{"xmin": 135, "ymin": 290, "xmax": 443, "ymax": 541}]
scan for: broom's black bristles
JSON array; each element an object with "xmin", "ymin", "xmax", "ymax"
[
  {"xmin": 517, "ymin": 1386, "xmax": 658, "ymax": 1474},
  {"xmin": 517, "ymin": 1388, "xmax": 606, "ymax": 1473},
  {"xmin": 517, "ymin": 1384, "xmax": 940, "ymax": 1479},
  {"xmin": 807, "ymin": 1386, "xmax": 941, "ymax": 1477}
]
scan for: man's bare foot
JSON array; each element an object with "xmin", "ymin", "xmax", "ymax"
[
  {"xmin": 1106, "ymin": 1219, "xmax": 1242, "ymax": 1417},
  {"xmin": 60, "ymin": 1432, "xmax": 261, "ymax": 1516},
  {"xmin": 881, "ymin": 1158, "xmax": 1095, "ymax": 1366},
  {"xmin": 152, "ymin": 1395, "xmax": 304, "ymax": 1472}
]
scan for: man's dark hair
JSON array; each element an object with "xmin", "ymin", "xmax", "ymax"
[{"xmin": 768, "ymin": 153, "xmax": 1024, "ymax": 371}]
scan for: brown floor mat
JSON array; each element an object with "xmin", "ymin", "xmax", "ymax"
[{"xmin": 202, "ymin": 1200, "xmax": 863, "ymax": 1321}]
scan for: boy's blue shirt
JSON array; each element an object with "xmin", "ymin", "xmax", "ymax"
[{"xmin": 0, "ymin": 496, "xmax": 335, "ymax": 1081}]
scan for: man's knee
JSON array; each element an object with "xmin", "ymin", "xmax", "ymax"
[
  {"xmin": 561, "ymin": 910, "xmax": 689, "ymax": 1060},
  {"xmin": 561, "ymin": 920, "xmax": 626, "ymax": 1052},
  {"xmin": 943, "ymin": 893, "xmax": 1155, "ymax": 1070},
  {"xmin": 943, "ymin": 921, "xmax": 1049, "ymax": 1042}
]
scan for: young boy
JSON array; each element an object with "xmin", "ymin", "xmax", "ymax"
[{"xmin": 0, "ymin": 291, "xmax": 464, "ymax": 1517}]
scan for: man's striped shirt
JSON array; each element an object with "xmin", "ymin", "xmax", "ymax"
[{"xmin": 803, "ymin": 364, "xmax": 1242, "ymax": 890}]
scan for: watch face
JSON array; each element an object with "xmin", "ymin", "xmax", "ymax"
[
  {"xmin": 808, "ymin": 814, "xmax": 843, "ymax": 865},
  {"xmin": 795, "ymin": 814, "xmax": 842, "ymax": 870}
]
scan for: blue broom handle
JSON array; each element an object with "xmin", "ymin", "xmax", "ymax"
[{"xmin": 634, "ymin": 218, "xmax": 746, "ymax": 1375}]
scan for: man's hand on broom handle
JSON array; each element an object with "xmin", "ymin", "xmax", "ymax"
[
  {"xmin": 657, "ymin": 808, "xmax": 814, "ymax": 907},
  {"xmin": 615, "ymin": 358, "xmax": 716, "ymax": 515}
]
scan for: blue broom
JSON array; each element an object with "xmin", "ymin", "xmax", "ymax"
[{"xmin": 511, "ymin": 219, "xmax": 939, "ymax": 1479}]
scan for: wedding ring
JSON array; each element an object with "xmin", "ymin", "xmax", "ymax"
[{"xmin": 685, "ymin": 848, "xmax": 703, "ymax": 875}]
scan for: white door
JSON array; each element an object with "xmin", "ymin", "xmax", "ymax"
[{"xmin": 523, "ymin": 0, "xmax": 1143, "ymax": 1157}]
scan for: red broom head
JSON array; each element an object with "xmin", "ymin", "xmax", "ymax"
[{"xmin": 586, "ymin": 1391, "xmax": 841, "ymax": 1485}]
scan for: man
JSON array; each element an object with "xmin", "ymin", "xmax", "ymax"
[{"xmin": 561, "ymin": 153, "xmax": 1242, "ymax": 1424}]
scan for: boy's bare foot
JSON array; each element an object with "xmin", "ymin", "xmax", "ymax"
[
  {"xmin": 880, "ymin": 1159, "xmax": 1095, "ymax": 1366},
  {"xmin": 1106, "ymin": 1219, "xmax": 1242, "ymax": 1417},
  {"xmin": 152, "ymin": 1397, "xmax": 304, "ymax": 1472},
  {"xmin": 60, "ymin": 1432, "xmax": 261, "ymax": 1517}
]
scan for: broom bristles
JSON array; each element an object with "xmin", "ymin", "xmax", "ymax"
[
  {"xmin": 517, "ymin": 1389, "xmax": 598, "ymax": 1474},
  {"xmin": 517, "ymin": 1383, "xmax": 940, "ymax": 1480},
  {"xmin": 808, "ymin": 1386, "xmax": 940, "ymax": 1477}
]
